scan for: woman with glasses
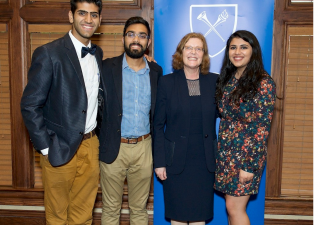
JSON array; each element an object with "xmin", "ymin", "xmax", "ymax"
[
  {"xmin": 214, "ymin": 30, "xmax": 276, "ymax": 225},
  {"xmin": 153, "ymin": 33, "xmax": 218, "ymax": 225}
]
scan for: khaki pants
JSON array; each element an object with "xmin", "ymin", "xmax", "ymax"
[
  {"xmin": 40, "ymin": 135, "xmax": 100, "ymax": 225},
  {"xmin": 100, "ymin": 135, "xmax": 153, "ymax": 225}
]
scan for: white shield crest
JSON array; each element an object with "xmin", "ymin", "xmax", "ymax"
[{"xmin": 190, "ymin": 4, "xmax": 238, "ymax": 58}]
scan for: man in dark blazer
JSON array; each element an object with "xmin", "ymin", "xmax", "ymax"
[
  {"xmin": 20, "ymin": 1, "xmax": 103, "ymax": 224},
  {"xmin": 98, "ymin": 17, "xmax": 163, "ymax": 225}
]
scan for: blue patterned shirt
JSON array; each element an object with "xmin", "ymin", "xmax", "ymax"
[{"xmin": 121, "ymin": 54, "xmax": 151, "ymax": 138}]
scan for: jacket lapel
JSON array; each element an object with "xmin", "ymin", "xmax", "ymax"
[
  {"xmin": 177, "ymin": 70, "xmax": 190, "ymax": 109},
  {"xmin": 94, "ymin": 44, "xmax": 103, "ymax": 76},
  {"xmin": 177, "ymin": 70, "xmax": 190, "ymax": 135},
  {"xmin": 112, "ymin": 54, "xmax": 124, "ymax": 110},
  {"xmin": 64, "ymin": 34, "xmax": 86, "ymax": 89},
  {"xmin": 199, "ymin": 73, "xmax": 212, "ymax": 128},
  {"xmin": 148, "ymin": 62, "xmax": 158, "ymax": 109}
]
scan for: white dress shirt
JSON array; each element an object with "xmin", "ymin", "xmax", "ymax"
[{"xmin": 41, "ymin": 31, "xmax": 99, "ymax": 155}]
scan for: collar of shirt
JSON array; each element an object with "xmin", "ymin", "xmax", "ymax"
[
  {"xmin": 68, "ymin": 30, "xmax": 92, "ymax": 60},
  {"xmin": 122, "ymin": 53, "xmax": 150, "ymax": 74}
]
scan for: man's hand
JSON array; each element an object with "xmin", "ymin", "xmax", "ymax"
[
  {"xmin": 155, "ymin": 167, "xmax": 167, "ymax": 180},
  {"xmin": 144, "ymin": 54, "xmax": 157, "ymax": 63}
]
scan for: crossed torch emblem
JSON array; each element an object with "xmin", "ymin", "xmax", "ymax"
[{"xmin": 197, "ymin": 9, "xmax": 228, "ymax": 42}]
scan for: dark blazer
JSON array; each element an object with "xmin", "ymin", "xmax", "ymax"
[
  {"xmin": 153, "ymin": 70, "xmax": 218, "ymax": 174},
  {"xmin": 98, "ymin": 54, "xmax": 163, "ymax": 164},
  {"xmin": 21, "ymin": 34, "xmax": 103, "ymax": 167}
]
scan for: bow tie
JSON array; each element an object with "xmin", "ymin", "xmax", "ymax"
[{"xmin": 81, "ymin": 45, "xmax": 97, "ymax": 58}]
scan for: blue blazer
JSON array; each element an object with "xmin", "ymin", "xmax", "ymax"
[
  {"xmin": 21, "ymin": 34, "xmax": 103, "ymax": 167},
  {"xmin": 153, "ymin": 70, "xmax": 218, "ymax": 174}
]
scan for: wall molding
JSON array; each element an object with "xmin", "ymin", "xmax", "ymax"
[
  {"xmin": 265, "ymin": 198, "xmax": 313, "ymax": 216},
  {"xmin": 0, "ymin": 209, "xmax": 311, "ymax": 225}
]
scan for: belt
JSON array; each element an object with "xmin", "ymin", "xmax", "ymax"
[
  {"xmin": 121, "ymin": 134, "xmax": 150, "ymax": 144},
  {"xmin": 83, "ymin": 129, "xmax": 96, "ymax": 140}
]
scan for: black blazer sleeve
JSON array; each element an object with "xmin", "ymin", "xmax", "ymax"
[
  {"xmin": 21, "ymin": 45, "xmax": 53, "ymax": 152},
  {"xmin": 148, "ymin": 61, "xmax": 163, "ymax": 135},
  {"xmin": 153, "ymin": 75, "xmax": 168, "ymax": 168}
]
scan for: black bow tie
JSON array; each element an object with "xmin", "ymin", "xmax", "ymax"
[{"xmin": 81, "ymin": 45, "xmax": 97, "ymax": 58}]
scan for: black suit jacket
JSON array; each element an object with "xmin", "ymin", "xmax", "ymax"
[
  {"xmin": 153, "ymin": 70, "xmax": 218, "ymax": 174},
  {"xmin": 98, "ymin": 54, "xmax": 163, "ymax": 164},
  {"xmin": 21, "ymin": 34, "xmax": 103, "ymax": 167}
]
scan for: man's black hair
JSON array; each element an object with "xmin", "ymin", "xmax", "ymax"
[
  {"xmin": 123, "ymin": 17, "xmax": 151, "ymax": 37},
  {"xmin": 70, "ymin": 0, "xmax": 102, "ymax": 15}
]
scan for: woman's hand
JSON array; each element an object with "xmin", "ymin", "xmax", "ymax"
[
  {"xmin": 155, "ymin": 167, "xmax": 167, "ymax": 180},
  {"xmin": 144, "ymin": 54, "xmax": 157, "ymax": 63},
  {"xmin": 239, "ymin": 169, "xmax": 254, "ymax": 184}
]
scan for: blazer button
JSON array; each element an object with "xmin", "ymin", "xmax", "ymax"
[
  {"xmin": 79, "ymin": 132, "xmax": 84, "ymax": 135},
  {"xmin": 118, "ymin": 113, "xmax": 122, "ymax": 116},
  {"xmin": 205, "ymin": 134, "xmax": 208, "ymax": 138},
  {"xmin": 82, "ymin": 110, "xmax": 86, "ymax": 114},
  {"xmin": 117, "ymin": 130, "xmax": 120, "ymax": 133}
]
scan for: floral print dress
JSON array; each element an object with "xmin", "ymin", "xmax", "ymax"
[{"xmin": 214, "ymin": 75, "xmax": 276, "ymax": 196}]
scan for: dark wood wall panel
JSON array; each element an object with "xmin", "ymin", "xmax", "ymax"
[
  {"xmin": 9, "ymin": 0, "xmax": 34, "ymax": 189},
  {"xmin": 0, "ymin": 209, "xmax": 312, "ymax": 225},
  {"xmin": 0, "ymin": 210, "xmax": 153, "ymax": 225},
  {"xmin": 0, "ymin": 190, "xmax": 44, "ymax": 206},
  {"xmin": 265, "ymin": 219, "xmax": 313, "ymax": 225},
  {"xmin": 266, "ymin": 0, "xmax": 313, "ymax": 198},
  {"xmin": 0, "ymin": 5, "xmax": 13, "ymax": 22},
  {"xmin": 264, "ymin": 198, "xmax": 313, "ymax": 216},
  {"xmin": 20, "ymin": 0, "xmax": 147, "ymax": 24},
  {"xmin": 0, "ymin": 210, "xmax": 45, "ymax": 225},
  {"xmin": 265, "ymin": 0, "xmax": 313, "ymax": 217}
]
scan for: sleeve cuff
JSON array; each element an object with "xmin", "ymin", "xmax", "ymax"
[{"xmin": 40, "ymin": 148, "xmax": 49, "ymax": 155}]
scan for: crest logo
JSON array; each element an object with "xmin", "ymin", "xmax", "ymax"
[{"xmin": 190, "ymin": 4, "xmax": 238, "ymax": 58}]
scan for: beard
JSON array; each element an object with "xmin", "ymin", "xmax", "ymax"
[{"xmin": 124, "ymin": 42, "xmax": 147, "ymax": 59}]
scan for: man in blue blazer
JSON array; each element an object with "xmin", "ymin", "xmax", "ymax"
[
  {"xmin": 20, "ymin": 1, "xmax": 103, "ymax": 224},
  {"xmin": 98, "ymin": 17, "xmax": 163, "ymax": 225}
]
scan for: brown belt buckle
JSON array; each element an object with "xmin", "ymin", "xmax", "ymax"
[{"xmin": 128, "ymin": 138, "xmax": 138, "ymax": 144}]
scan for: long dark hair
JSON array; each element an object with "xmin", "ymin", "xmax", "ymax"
[{"xmin": 216, "ymin": 30, "xmax": 270, "ymax": 105}]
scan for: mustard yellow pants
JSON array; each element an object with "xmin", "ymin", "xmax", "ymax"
[{"xmin": 40, "ymin": 135, "xmax": 100, "ymax": 225}]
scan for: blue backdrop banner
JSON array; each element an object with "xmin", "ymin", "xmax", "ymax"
[{"xmin": 153, "ymin": 0, "xmax": 274, "ymax": 224}]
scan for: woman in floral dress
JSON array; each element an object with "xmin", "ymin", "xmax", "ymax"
[{"xmin": 214, "ymin": 30, "xmax": 276, "ymax": 225}]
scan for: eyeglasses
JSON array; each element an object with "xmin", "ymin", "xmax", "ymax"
[
  {"xmin": 125, "ymin": 32, "xmax": 149, "ymax": 40},
  {"xmin": 184, "ymin": 46, "xmax": 204, "ymax": 53}
]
